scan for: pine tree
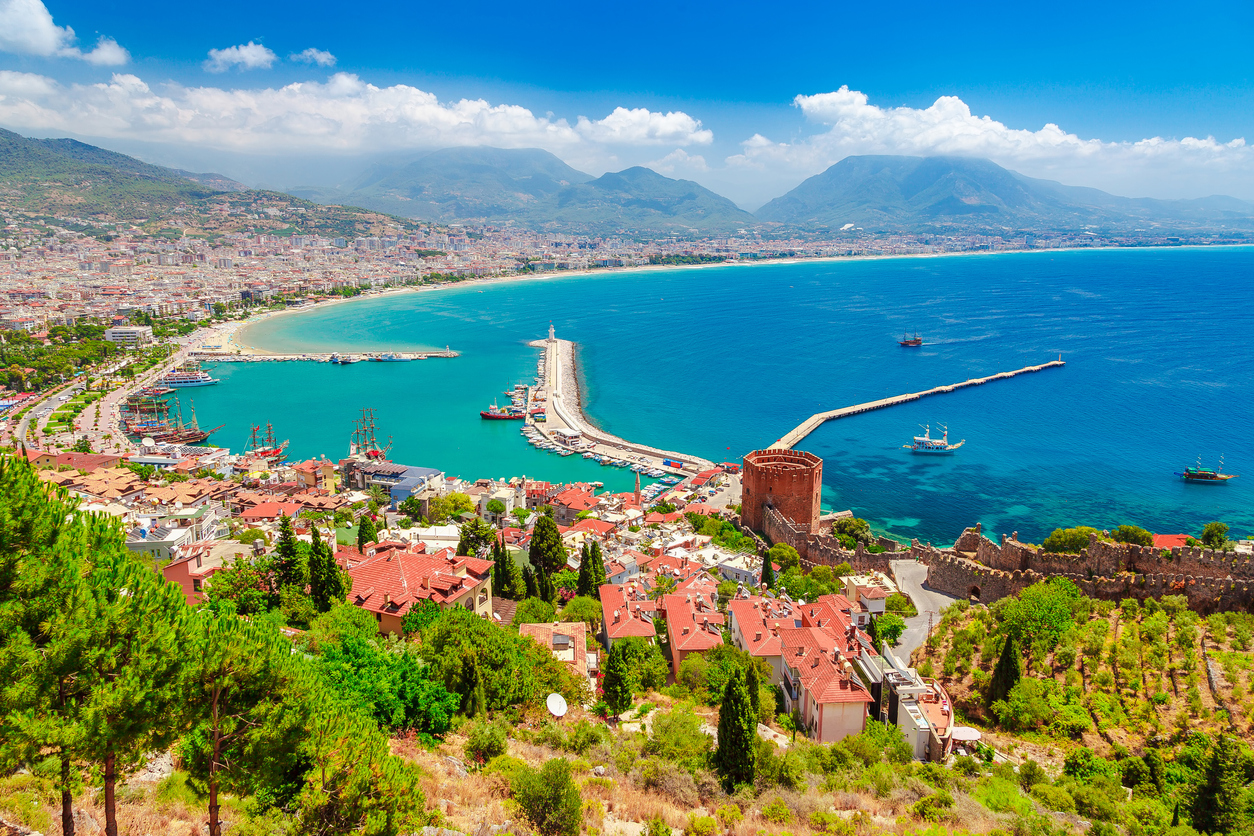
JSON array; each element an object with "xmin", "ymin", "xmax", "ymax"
[
  {"xmin": 713, "ymin": 670, "xmax": 757, "ymax": 792},
  {"xmin": 468, "ymin": 663, "xmax": 486, "ymax": 718},
  {"xmin": 308, "ymin": 526, "xmax": 346, "ymax": 612},
  {"xmin": 1191, "ymin": 735, "xmax": 1244, "ymax": 834},
  {"xmin": 523, "ymin": 565, "xmax": 538, "ymax": 599},
  {"xmin": 357, "ymin": 515, "xmax": 377, "ymax": 553},
  {"xmin": 528, "ymin": 515, "xmax": 567, "ymax": 576},
  {"xmin": 273, "ymin": 514, "xmax": 306, "ymax": 590},
  {"xmin": 183, "ymin": 615, "xmax": 287, "ymax": 836},
  {"xmin": 602, "ymin": 641, "xmax": 633, "ymax": 714},
  {"xmin": 746, "ymin": 663, "xmax": 761, "ymax": 725},
  {"xmin": 760, "ymin": 553, "xmax": 775, "ymax": 589},
  {"xmin": 986, "ymin": 635, "xmax": 1022, "ymax": 707}
]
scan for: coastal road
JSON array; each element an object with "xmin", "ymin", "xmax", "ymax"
[{"xmin": 890, "ymin": 558, "xmax": 959, "ymax": 660}]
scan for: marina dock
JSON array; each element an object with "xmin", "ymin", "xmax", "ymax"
[
  {"xmin": 189, "ymin": 349, "xmax": 459, "ymax": 362},
  {"xmin": 527, "ymin": 335, "xmax": 715, "ymax": 475},
  {"xmin": 772, "ymin": 359, "xmax": 1066, "ymax": 450}
]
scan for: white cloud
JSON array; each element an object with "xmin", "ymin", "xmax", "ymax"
[
  {"xmin": 0, "ymin": 0, "xmax": 128, "ymax": 64},
  {"xmin": 727, "ymin": 85, "xmax": 1254, "ymax": 199},
  {"xmin": 292, "ymin": 47, "xmax": 335, "ymax": 67},
  {"xmin": 644, "ymin": 148, "xmax": 709, "ymax": 175},
  {"xmin": 204, "ymin": 41, "xmax": 277, "ymax": 73},
  {"xmin": 576, "ymin": 107, "xmax": 712, "ymax": 146},
  {"xmin": 0, "ymin": 71, "xmax": 714, "ymax": 160}
]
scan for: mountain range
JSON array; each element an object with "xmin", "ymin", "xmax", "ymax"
[
  {"xmin": 2, "ymin": 127, "xmax": 1253, "ymax": 236},
  {"xmin": 290, "ymin": 147, "xmax": 757, "ymax": 234}
]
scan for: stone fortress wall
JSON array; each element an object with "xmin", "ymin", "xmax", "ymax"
[{"xmin": 922, "ymin": 524, "xmax": 1254, "ymax": 613}]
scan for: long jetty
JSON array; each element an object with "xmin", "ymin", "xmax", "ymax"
[
  {"xmin": 772, "ymin": 358, "xmax": 1065, "ymax": 450},
  {"xmin": 188, "ymin": 350, "xmax": 458, "ymax": 362}
]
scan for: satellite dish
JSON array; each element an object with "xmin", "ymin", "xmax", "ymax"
[{"xmin": 546, "ymin": 693, "xmax": 568, "ymax": 718}]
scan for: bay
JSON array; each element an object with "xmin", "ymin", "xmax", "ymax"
[{"xmin": 190, "ymin": 246, "xmax": 1254, "ymax": 545}]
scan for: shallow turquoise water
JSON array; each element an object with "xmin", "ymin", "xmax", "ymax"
[{"xmin": 191, "ymin": 247, "xmax": 1254, "ymax": 545}]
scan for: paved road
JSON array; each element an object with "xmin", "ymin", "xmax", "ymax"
[{"xmin": 891, "ymin": 558, "xmax": 959, "ymax": 660}]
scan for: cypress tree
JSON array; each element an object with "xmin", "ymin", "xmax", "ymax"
[
  {"xmin": 523, "ymin": 565, "xmax": 538, "ymax": 599},
  {"xmin": 746, "ymin": 663, "xmax": 761, "ymax": 725},
  {"xmin": 1171, "ymin": 803, "xmax": 1179, "ymax": 828},
  {"xmin": 589, "ymin": 541, "xmax": 607, "ymax": 599},
  {"xmin": 760, "ymin": 553, "xmax": 775, "ymax": 589},
  {"xmin": 576, "ymin": 542, "xmax": 593, "ymax": 598},
  {"xmin": 356, "ymin": 515, "xmax": 377, "ymax": 553},
  {"xmin": 1191, "ymin": 735, "xmax": 1244, "ymax": 834},
  {"xmin": 528, "ymin": 515, "xmax": 567, "ymax": 576},
  {"xmin": 308, "ymin": 526, "xmax": 346, "ymax": 612},
  {"xmin": 536, "ymin": 567, "xmax": 555, "ymax": 604},
  {"xmin": 987, "ymin": 635, "xmax": 1023, "ymax": 707},
  {"xmin": 713, "ymin": 670, "xmax": 757, "ymax": 792},
  {"xmin": 602, "ymin": 641, "xmax": 633, "ymax": 714}
]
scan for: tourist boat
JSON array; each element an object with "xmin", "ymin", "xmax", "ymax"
[
  {"xmin": 244, "ymin": 422, "xmax": 289, "ymax": 464},
  {"xmin": 157, "ymin": 361, "xmax": 218, "ymax": 388},
  {"xmin": 905, "ymin": 424, "xmax": 965, "ymax": 453},
  {"xmin": 330, "ymin": 354, "xmax": 361, "ymax": 365},
  {"xmin": 480, "ymin": 401, "xmax": 526, "ymax": 420},
  {"xmin": 370, "ymin": 353, "xmax": 411, "ymax": 362},
  {"xmin": 899, "ymin": 332, "xmax": 923, "ymax": 347},
  {"xmin": 1176, "ymin": 456, "xmax": 1238, "ymax": 483}
]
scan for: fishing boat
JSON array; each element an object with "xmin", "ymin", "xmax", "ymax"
[
  {"xmin": 898, "ymin": 332, "xmax": 923, "ymax": 347},
  {"xmin": 157, "ymin": 361, "xmax": 218, "ymax": 387},
  {"xmin": 905, "ymin": 424, "xmax": 965, "ymax": 454},
  {"xmin": 1176, "ymin": 456, "xmax": 1238, "ymax": 483},
  {"xmin": 480, "ymin": 400, "xmax": 526, "ymax": 420},
  {"xmin": 370, "ymin": 353, "xmax": 411, "ymax": 362},
  {"xmin": 330, "ymin": 354, "xmax": 361, "ymax": 365}
]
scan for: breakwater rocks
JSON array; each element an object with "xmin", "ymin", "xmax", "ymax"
[{"xmin": 921, "ymin": 525, "xmax": 1254, "ymax": 613}]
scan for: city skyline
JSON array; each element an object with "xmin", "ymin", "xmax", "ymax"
[{"xmin": 0, "ymin": 0, "xmax": 1252, "ymax": 207}]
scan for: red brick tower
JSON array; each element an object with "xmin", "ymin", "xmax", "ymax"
[{"xmin": 741, "ymin": 449, "xmax": 822, "ymax": 533}]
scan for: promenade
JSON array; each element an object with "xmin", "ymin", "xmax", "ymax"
[
  {"xmin": 772, "ymin": 359, "xmax": 1066, "ymax": 449},
  {"xmin": 530, "ymin": 335, "xmax": 714, "ymax": 475}
]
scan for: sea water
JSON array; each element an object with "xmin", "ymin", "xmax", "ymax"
[{"xmin": 191, "ymin": 246, "xmax": 1254, "ymax": 545}]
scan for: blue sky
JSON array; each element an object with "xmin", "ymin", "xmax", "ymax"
[{"xmin": 2, "ymin": 0, "xmax": 1253, "ymax": 207}]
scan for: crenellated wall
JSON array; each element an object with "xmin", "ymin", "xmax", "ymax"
[
  {"xmin": 919, "ymin": 533, "xmax": 1254, "ymax": 614},
  {"xmin": 763, "ymin": 506, "xmax": 908, "ymax": 574}
]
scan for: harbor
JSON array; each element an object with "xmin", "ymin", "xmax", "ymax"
[
  {"xmin": 772, "ymin": 358, "xmax": 1067, "ymax": 450},
  {"xmin": 513, "ymin": 327, "xmax": 716, "ymax": 480},
  {"xmin": 189, "ymin": 349, "xmax": 459, "ymax": 362}
]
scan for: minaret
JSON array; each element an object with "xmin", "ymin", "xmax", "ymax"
[
  {"xmin": 548, "ymin": 322, "xmax": 555, "ymax": 343},
  {"xmin": 634, "ymin": 471, "xmax": 641, "ymax": 507}
]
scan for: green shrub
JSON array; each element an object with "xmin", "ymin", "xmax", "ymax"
[
  {"xmin": 643, "ymin": 815, "xmax": 672, "ymax": 836},
  {"xmin": 810, "ymin": 810, "xmax": 854, "ymax": 834},
  {"xmin": 716, "ymin": 803, "xmax": 744, "ymax": 828},
  {"xmin": 464, "ymin": 718, "xmax": 508, "ymax": 765},
  {"xmin": 512, "ymin": 758, "xmax": 582, "ymax": 836},
  {"xmin": 975, "ymin": 777, "xmax": 1033, "ymax": 815},
  {"xmin": 684, "ymin": 814, "xmax": 718, "ymax": 836},
  {"xmin": 1029, "ymin": 783, "xmax": 1075, "ymax": 813},
  {"xmin": 912, "ymin": 790, "xmax": 955, "ymax": 822},
  {"xmin": 642, "ymin": 705, "xmax": 712, "ymax": 766},
  {"xmin": 761, "ymin": 796, "xmax": 792, "ymax": 823}
]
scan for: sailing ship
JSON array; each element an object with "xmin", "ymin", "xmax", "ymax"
[
  {"xmin": 244, "ymin": 423, "xmax": 289, "ymax": 464},
  {"xmin": 904, "ymin": 424, "xmax": 965, "ymax": 454},
  {"xmin": 348, "ymin": 408, "xmax": 392, "ymax": 460},
  {"xmin": 898, "ymin": 332, "xmax": 923, "ymax": 347},
  {"xmin": 128, "ymin": 397, "xmax": 222, "ymax": 445},
  {"xmin": 1176, "ymin": 456, "xmax": 1238, "ymax": 483}
]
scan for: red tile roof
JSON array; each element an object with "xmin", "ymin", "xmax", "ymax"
[
  {"xmin": 600, "ymin": 582, "xmax": 658, "ymax": 641},
  {"xmin": 346, "ymin": 548, "xmax": 493, "ymax": 617}
]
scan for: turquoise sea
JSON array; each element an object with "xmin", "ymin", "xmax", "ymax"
[{"xmin": 190, "ymin": 247, "xmax": 1254, "ymax": 546}]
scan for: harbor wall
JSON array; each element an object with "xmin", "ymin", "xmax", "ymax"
[{"xmin": 922, "ymin": 525, "xmax": 1254, "ymax": 614}]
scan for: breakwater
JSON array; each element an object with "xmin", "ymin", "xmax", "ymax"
[
  {"xmin": 191, "ymin": 350, "xmax": 458, "ymax": 362},
  {"xmin": 771, "ymin": 359, "xmax": 1066, "ymax": 450}
]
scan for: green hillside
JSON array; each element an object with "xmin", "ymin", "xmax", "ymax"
[{"xmin": 0, "ymin": 128, "xmax": 220, "ymax": 218}]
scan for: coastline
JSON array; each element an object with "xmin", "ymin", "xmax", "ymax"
[{"xmin": 230, "ymin": 241, "xmax": 1254, "ymax": 355}]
